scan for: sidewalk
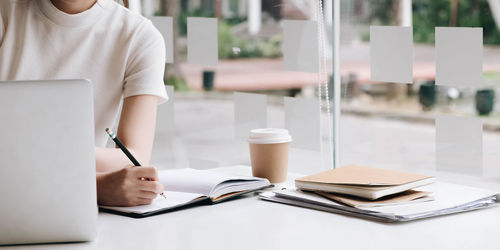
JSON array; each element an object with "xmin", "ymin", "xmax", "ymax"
[
  {"xmin": 180, "ymin": 58, "xmax": 320, "ymax": 91},
  {"xmin": 179, "ymin": 44, "xmax": 500, "ymax": 91},
  {"xmin": 151, "ymin": 93, "xmax": 500, "ymax": 177}
]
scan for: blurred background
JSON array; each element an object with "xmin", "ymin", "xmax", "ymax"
[{"xmin": 123, "ymin": 0, "xmax": 500, "ymax": 180}]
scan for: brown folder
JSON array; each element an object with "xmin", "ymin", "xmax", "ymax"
[
  {"xmin": 296, "ymin": 165, "xmax": 432, "ymax": 186},
  {"xmin": 316, "ymin": 190, "xmax": 432, "ymax": 208}
]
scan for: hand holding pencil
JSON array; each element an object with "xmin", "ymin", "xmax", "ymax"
[{"xmin": 106, "ymin": 128, "xmax": 167, "ymax": 199}]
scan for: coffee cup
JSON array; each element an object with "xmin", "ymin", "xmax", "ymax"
[{"xmin": 248, "ymin": 128, "xmax": 292, "ymax": 183}]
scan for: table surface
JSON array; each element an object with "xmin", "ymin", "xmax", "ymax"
[{"xmin": 4, "ymin": 165, "xmax": 500, "ymax": 250}]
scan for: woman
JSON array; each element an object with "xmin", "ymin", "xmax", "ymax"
[{"xmin": 0, "ymin": 0, "xmax": 166, "ymax": 206}]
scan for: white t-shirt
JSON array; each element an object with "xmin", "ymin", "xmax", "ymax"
[{"xmin": 0, "ymin": 0, "xmax": 168, "ymax": 146}]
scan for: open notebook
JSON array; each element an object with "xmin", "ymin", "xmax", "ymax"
[
  {"xmin": 260, "ymin": 182, "xmax": 499, "ymax": 222},
  {"xmin": 100, "ymin": 168, "xmax": 271, "ymax": 218}
]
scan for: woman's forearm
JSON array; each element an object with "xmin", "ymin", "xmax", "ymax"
[
  {"xmin": 95, "ymin": 147, "xmax": 149, "ymax": 172},
  {"xmin": 96, "ymin": 95, "xmax": 158, "ymax": 173}
]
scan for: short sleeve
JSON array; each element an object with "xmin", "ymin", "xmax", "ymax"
[{"xmin": 123, "ymin": 19, "xmax": 168, "ymax": 104}]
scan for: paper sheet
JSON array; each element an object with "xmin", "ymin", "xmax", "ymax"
[
  {"xmin": 369, "ymin": 182, "xmax": 496, "ymax": 216},
  {"xmin": 262, "ymin": 182, "xmax": 498, "ymax": 222},
  {"xmin": 370, "ymin": 26, "xmax": 413, "ymax": 83},
  {"xmin": 435, "ymin": 27, "xmax": 483, "ymax": 87},
  {"xmin": 158, "ymin": 168, "xmax": 266, "ymax": 197},
  {"xmin": 100, "ymin": 191, "xmax": 203, "ymax": 214}
]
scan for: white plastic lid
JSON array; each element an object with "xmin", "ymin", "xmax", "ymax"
[{"xmin": 248, "ymin": 128, "xmax": 292, "ymax": 144}]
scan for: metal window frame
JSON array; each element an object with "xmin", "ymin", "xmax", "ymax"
[{"xmin": 332, "ymin": 0, "xmax": 340, "ymax": 168}]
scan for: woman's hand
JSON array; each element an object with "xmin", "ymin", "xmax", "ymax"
[{"xmin": 96, "ymin": 166, "xmax": 164, "ymax": 206}]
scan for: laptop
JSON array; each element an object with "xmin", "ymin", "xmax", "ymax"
[{"xmin": 0, "ymin": 80, "xmax": 97, "ymax": 245}]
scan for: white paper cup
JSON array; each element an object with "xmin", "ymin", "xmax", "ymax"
[{"xmin": 248, "ymin": 128, "xmax": 292, "ymax": 183}]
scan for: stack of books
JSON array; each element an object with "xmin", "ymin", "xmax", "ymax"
[
  {"xmin": 260, "ymin": 165, "xmax": 499, "ymax": 222},
  {"xmin": 295, "ymin": 165, "xmax": 436, "ymax": 208}
]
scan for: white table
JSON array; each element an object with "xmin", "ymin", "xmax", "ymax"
[{"xmin": 4, "ymin": 165, "xmax": 500, "ymax": 250}]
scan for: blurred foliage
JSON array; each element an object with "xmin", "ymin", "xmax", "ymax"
[
  {"xmin": 178, "ymin": 8, "xmax": 214, "ymax": 36},
  {"xmin": 223, "ymin": 16, "xmax": 248, "ymax": 26},
  {"xmin": 177, "ymin": 7, "xmax": 281, "ymax": 59},
  {"xmin": 413, "ymin": 0, "xmax": 500, "ymax": 44},
  {"xmin": 484, "ymin": 71, "xmax": 500, "ymax": 82},
  {"xmin": 178, "ymin": 8, "xmax": 246, "ymax": 36},
  {"xmin": 164, "ymin": 76, "xmax": 190, "ymax": 91},
  {"xmin": 412, "ymin": 0, "xmax": 451, "ymax": 43},
  {"xmin": 364, "ymin": 0, "xmax": 500, "ymax": 44},
  {"xmin": 218, "ymin": 21, "xmax": 282, "ymax": 59},
  {"xmin": 365, "ymin": 0, "xmax": 394, "ymax": 25}
]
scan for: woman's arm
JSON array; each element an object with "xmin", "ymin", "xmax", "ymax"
[
  {"xmin": 96, "ymin": 95, "xmax": 158, "ymax": 172},
  {"xmin": 96, "ymin": 95, "xmax": 164, "ymax": 206}
]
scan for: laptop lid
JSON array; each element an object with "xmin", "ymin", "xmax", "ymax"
[{"xmin": 0, "ymin": 79, "xmax": 97, "ymax": 245}]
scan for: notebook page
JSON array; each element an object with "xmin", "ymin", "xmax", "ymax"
[
  {"xmin": 158, "ymin": 168, "xmax": 251, "ymax": 196},
  {"xmin": 100, "ymin": 191, "xmax": 203, "ymax": 214},
  {"xmin": 211, "ymin": 178, "xmax": 270, "ymax": 198}
]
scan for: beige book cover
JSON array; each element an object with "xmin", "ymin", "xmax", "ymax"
[
  {"xmin": 296, "ymin": 165, "xmax": 432, "ymax": 186},
  {"xmin": 316, "ymin": 190, "xmax": 433, "ymax": 208}
]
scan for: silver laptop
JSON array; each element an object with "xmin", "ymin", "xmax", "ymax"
[{"xmin": 0, "ymin": 80, "xmax": 97, "ymax": 245}]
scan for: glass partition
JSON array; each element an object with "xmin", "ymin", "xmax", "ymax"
[
  {"xmin": 141, "ymin": 0, "xmax": 333, "ymax": 175},
  {"xmin": 338, "ymin": 0, "xmax": 500, "ymax": 179},
  {"xmin": 133, "ymin": 0, "xmax": 500, "ymax": 179}
]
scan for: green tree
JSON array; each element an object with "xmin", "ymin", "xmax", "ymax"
[
  {"xmin": 365, "ymin": 0, "xmax": 500, "ymax": 44},
  {"xmin": 412, "ymin": 0, "xmax": 500, "ymax": 44}
]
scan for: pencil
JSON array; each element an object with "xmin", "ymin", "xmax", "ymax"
[{"xmin": 105, "ymin": 128, "xmax": 166, "ymax": 199}]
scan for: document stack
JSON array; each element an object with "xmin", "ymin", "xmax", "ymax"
[{"xmin": 260, "ymin": 165, "xmax": 499, "ymax": 222}]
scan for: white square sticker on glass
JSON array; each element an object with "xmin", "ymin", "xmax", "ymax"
[
  {"xmin": 155, "ymin": 85, "xmax": 175, "ymax": 138},
  {"xmin": 435, "ymin": 27, "xmax": 483, "ymax": 87},
  {"xmin": 149, "ymin": 16, "xmax": 174, "ymax": 63},
  {"xmin": 284, "ymin": 97, "xmax": 320, "ymax": 151},
  {"xmin": 282, "ymin": 20, "xmax": 319, "ymax": 73},
  {"xmin": 164, "ymin": 85, "xmax": 175, "ymax": 133},
  {"xmin": 234, "ymin": 92, "xmax": 267, "ymax": 140},
  {"xmin": 436, "ymin": 115, "xmax": 483, "ymax": 175},
  {"xmin": 483, "ymin": 144, "xmax": 500, "ymax": 178},
  {"xmin": 189, "ymin": 158, "xmax": 219, "ymax": 170},
  {"xmin": 187, "ymin": 17, "xmax": 218, "ymax": 65},
  {"xmin": 370, "ymin": 26, "xmax": 413, "ymax": 83}
]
